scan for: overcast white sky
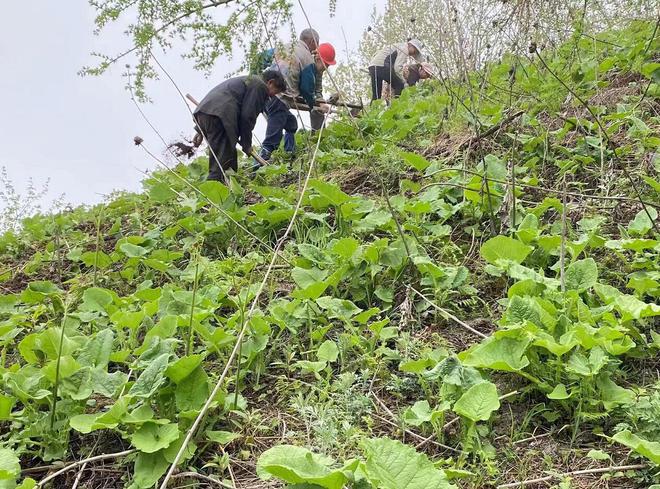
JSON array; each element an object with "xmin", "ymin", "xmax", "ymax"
[{"xmin": 0, "ymin": 1, "xmax": 383, "ymax": 211}]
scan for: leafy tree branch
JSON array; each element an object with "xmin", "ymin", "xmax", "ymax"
[{"xmin": 82, "ymin": 0, "xmax": 294, "ymax": 99}]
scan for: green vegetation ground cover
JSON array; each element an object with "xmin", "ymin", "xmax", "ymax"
[{"xmin": 1, "ymin": 20, "xmax": 659, "ymax": 489}]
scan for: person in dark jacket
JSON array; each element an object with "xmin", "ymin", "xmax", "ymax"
[{"xmin": 193, "ymin": 70, "xmax": 287, "ymax": 182}]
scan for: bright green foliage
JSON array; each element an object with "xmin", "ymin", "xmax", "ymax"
[
  {"xmin": 1, "ymin": 17, "xmax": 659, "ymax": 489},
  {"xmin": 317, "ymin": 340, "xmax": 339, "ymax": 363},
  {"xmin": 84, "ymin": 0, "xmax": 294, "ymax": 100},
  {"xmin": 131, "ymin": 423, "xmax": 181, "ymax": 453},
  {"xmin": 565, "ymin": 258, "xmax": 599, "ymax": 291},
  {"xmin": 611, "ymin": 431, "xmax": 660, "ymax": 464},
  {"xmin": 257, "ymin": 439, "xmax": 456, "ymax": 489},
  {"xmin": 403, "ymin": 400, "xmax": 447, "ymax": 427},
  {"xmin": 362, "ymin": 438, "xmax": 455, "ymax": 489},
  {"xmin": 256, "ymin": 446, "xmax": 348, "ymax": 489},
  {"xmin": 480, "ymin": 236, "xmax": 533, "ymax": 266},
  {"xmin": 452, "ymin": 382, "xmax": 500, "ymax": 422},
  {"xmin": 0, "ymin": 448, "xmax": 20, "ymax": 487},
  {"xmin": 400, "ymin": 152, "xmax": 431, "ymax": 172}
]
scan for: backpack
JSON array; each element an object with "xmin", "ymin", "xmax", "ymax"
[
  {"xmin": 250, "ymin": 48, "xmax": 276, "ymax": 75},
  {"xmin": 298, "ymin": 63, "xmax": 317, "ymax": 109}
]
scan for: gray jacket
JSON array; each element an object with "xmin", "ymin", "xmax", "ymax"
[
  {"xmin": 369, "ymin": 42, "xmax": 422, "ymax": 80},
  {"xmin": 273, "ymin": 40, "xmax": 323, "ymax": 108},
  {"xmin": 194, "ymin": 76, "xmax": 269, "ymax": 152}
]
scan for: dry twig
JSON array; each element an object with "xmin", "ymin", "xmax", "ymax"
[
  {"xmin": 172, "ymin": 472, "xmax": 234, "ymax": 488},
  {"xmin": 407, "ymin": 286, "xmax": 488, "ymax": 338},
  {"xmin": 37, "ymin": 449, "xmax": 135, "ymax": 487},
  {"xmin": 497, "ymin": 463, "xmax": 647, "ymax": 488}
]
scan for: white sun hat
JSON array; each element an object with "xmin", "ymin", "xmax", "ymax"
[{"xmin": 408, "ymin": 38, "xmax": 425, "ymax": 54}]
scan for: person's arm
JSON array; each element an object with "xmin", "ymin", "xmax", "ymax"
[
  {"xmin": 239, "ymin": 79, "xmax": 267, "ymax": 153},
  {"xmin": 405, "ymin": 64, "xmax": 421, "ymax": 87}
]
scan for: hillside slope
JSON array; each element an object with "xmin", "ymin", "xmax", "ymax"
[{"xmin": 1, "ymin": 21, "xmax": 659, "ymax": 489}]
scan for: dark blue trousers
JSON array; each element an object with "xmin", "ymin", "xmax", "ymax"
[{"xmin": 260, "ymin": 97, "xmax": 298, "ymax": 161}]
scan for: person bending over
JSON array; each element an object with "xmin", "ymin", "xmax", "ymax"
[
  {"xmin": 368, "ymin": 39, "xmax": 424, "ymax": 101},
  {"xmin": 381, "ymin": 61, "xmax": 434, "ymax": 101},
  {"xmin": 193, "ymin": 70, "xmax": 286, "ymax": 182}
]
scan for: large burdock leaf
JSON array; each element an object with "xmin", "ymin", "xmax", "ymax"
[
  {"xmin": 316, "ymin": 297, "xmax": 362, "ymax": 321},
  {"xmin": 291, "ymin": 267, "xmax": 329, "ymax": 289},
  {"xmin": 130, "ymin": 451, "xmax": 170, "ymax": 489},
  {"xmin": 165, "ymin": 354, "xmax": 204, "ymax": 384},
  {"xmin": 128, "ymin": 353, "xmax": 170, "ymax": 398},
  {"xmin": 317, "ymin": 340, "xmax": 339, "ymax": 363},
  {"xmin": 480, "ymin": 236, "xmax": 532, "ymax": 266},
  {"xmin": 256, "ymin": 445, "xmax": 347, "ymax": 489},
  {"xmin": 362, "ymin": 438, "xmax": 455, "ymax": 489},
  {"xmin": 130, "ymin": 422, "xmax": 180, "ymax": 453},
  {"xmin": 175, "ymin": 366, "xmax": 209, "ymax": 411},
  {"xmin": 453, "ymin": 382, "xmax": 500, "ymax": 422},
  {"xmin": 0, "ymin": 447, "xmax": 20, "ymax": 484},
  {"xmin": 119, "ymin": 243, "xmax": 149, "ymax": 258},
  {"xmin": 309, "ymin": 179, "xmax": 351, "ymax": 206},
  {"xmin": 504, "ymin": 296, "xmax": 542, "ymax": 326},
  {"xmin": 77, "ymin": 329, "xmax": 114, "ymax": 368},
  {"xmin": 628, "ymin": 208, "xmax": 658, "ymax": 236},
  {"xmin": 80, "ymin": 287, "xmax": 114, "ymax": 313},
  {"xmin": 400, "ymin": 151, "xmax": 431, "ymax": 171},
  {"xmin": 461, "ymin": 336, "xmax": 530, "ymax": 372},
  {"xmin": 565, "ymin": 258, "xmax": 599, "ymax": 291},
  {"xmin": 198, "ymin": 180, "xmax": 230, "ymax": 205},
  {"xmin": 614, "ymin": 295, "xmax": 660, "ymax": 321},
  {"xmin": 148, "ymin": 181, "xmax": 176, "ymax": 203},
  {"xmin": 610, "ymin": 431, "xmax": 660, "ymax": 464}
]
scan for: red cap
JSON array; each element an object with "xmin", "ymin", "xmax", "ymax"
[{"xmin": 317, "ymin": 43, "xmax": 337, "ymax": 66}]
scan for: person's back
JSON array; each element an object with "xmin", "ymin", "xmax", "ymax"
[
  {"xmin": 193, "ymin": 71, "xmax": 286, "ymax": 181},
  {"xmin": 368, "ymin": 39, "xmax": 424, "ymax": 101},
  {"xmin": 369, "ymin": 43, "xmax": 406, "ymax": 70},
  {"xmin": 195, "ymin": 76, "xmax": 249, "ymax": 135}
]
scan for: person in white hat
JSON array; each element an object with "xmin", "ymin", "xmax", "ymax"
[{"xmin": 368, "ymin": 39, "xmax": 424, "ymax": 101}]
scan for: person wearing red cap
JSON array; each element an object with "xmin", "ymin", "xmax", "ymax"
[
  {"xmin": 256, "ymin": 30, "xmax": 337, "ymax": 167},
  {"xmin": 313, "ymin": 42, "xmax": 337, "ymax": 122}
]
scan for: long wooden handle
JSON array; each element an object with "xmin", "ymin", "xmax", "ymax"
[
  {"xmin": 283, "ymin": 95, "xmax": 362, "ymax": 110},
  {"xmin": 186, "ymin": 93, "xmax": 200, "ymax": 106},
  {"xmin": 315, "ymin": 98, "xmax": 363, "ymax": 110},
  {"xmin": 187, "ymin": 93, "xmax": 269, "ymax": 166},
  {"xmin": 252, "ymin": 152, "xmax": 269, "ymax": 166}
]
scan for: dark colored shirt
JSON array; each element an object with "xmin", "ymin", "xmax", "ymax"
[
  {"xmin": 406, "ymin": 64, "xmax": 422, "ymax": 86},
  {"xmin": 194, "ymin": 75, "xmax": 270, "ymax": 152}
]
